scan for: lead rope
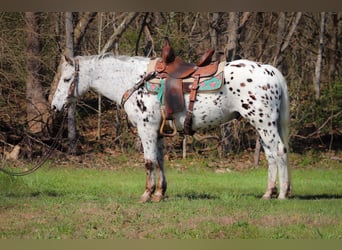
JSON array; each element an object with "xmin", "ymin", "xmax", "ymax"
[{"xmin": 0, "ymin": 109, "xmax": 68, "ymax": 176}]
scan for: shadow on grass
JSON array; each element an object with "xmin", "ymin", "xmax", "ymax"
[
  {"xmin": 293, "ymin": 194, "xmax": 342, "ymax": 200},
  {"xmin": 175, "ymin": 192, "xmax": 219, "ymax": 200},
  {"xmin": 4, "ymin": 190, "xmax": 64, "ymax": 198},
  {"xmin": 174, "ymin": 192, "xmax": 342, "ymax": 201}
]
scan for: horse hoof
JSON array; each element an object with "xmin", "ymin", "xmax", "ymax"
[
  {"xmin": 139, "ymin": 193, "xmax": 152, "ymax": 203},
  {"xmin": 151, "ymin": 194, "xmax": 164, "ymax": 202},
  {"xmin": 277, "ymin": 193, "xmax": 289, "ymax": 200},
  {"xmin": 262, "ymin": 194, "xmax": 271, "ymax": 200}
]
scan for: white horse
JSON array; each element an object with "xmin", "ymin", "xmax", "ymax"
[{"xmin": 51, "ymin": 54, "xmax": 291, "ymax": 202}]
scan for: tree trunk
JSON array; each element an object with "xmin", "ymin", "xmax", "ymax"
[
  {"xmin": 225, "ymin": 12, "xmax": 239, "ymax": 61},
  {"xmin": 96, "ymin": 13, "xmax": 104, "ymax": 140},
  {"xmin": 273, "ymin": 12, "xmax": 286, "ymax": 70},
  {"xmin": 328, "ymin": 13, "xmax": 338, "ymax": 81},
  {"xmin": 65, "ymin": 12, "xmax": 78, "ymax": 155},
  {"xmin": 25, "ymin": 12, "xmax": 49, "ymax": 135},
  {"xmin": 314, "ymin": 12, "xmax": 326, "ymax": 100},
  {"xmin": 273, "ymin": 12, "xmax": 302, "ymax": 70},
  {"xmin": 209, "ymin": 12, "xmax": 220, "ymax": 61},
  {"xmin": 220, "ymin": 12, "xmax": 240, "ymax": 157}
]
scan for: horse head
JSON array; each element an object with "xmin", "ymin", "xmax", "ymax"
[{"xmin": 51, "ymin": 55, "xmax": 78, "ymax": 111}]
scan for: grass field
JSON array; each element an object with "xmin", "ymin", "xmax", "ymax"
[{"xmin": 0, "ymin": 152, "xmax": 341, "ymax": 239}]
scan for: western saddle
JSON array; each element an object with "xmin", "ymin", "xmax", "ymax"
[{"xmin": 155, "ymin": 37, "xmax": 219, "ymax": 136}]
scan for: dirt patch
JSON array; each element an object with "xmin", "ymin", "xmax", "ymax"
[{"xmin": 252, "ymin": 214, "xmax": 339, "ymax": 228}]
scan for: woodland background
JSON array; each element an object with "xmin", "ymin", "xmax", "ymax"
[{"xmin": 0, "ymin": 12, "xmax": 341, "ymax": 162}]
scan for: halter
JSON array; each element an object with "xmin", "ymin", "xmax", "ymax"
[{"xmin": 67, "ymin": 58, "xmax": 80, "ymax": 99}]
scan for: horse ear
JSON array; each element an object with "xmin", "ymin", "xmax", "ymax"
[{"xmin": 63, "ymin": 55, "xmax": 74, "ymax": 66}]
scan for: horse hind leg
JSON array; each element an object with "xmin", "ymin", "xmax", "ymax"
[
  {"xmin": 261, "ymin": 147, "xmax": 278, "ymax": 199},
  {"xmin": 276, "ymin": 141, "xmax": 291, "ymax": 199},
  {"xmin": 259, "ymin": 129, "xmax": 290, "ymax": 199}
]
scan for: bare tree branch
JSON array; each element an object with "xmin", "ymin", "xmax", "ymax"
[{"xmin": 100, "ymin": 12, "xmax": 139, "ymax": 54}]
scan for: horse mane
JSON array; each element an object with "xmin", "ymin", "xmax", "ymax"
[{"xmin": 76, "ymin": 53, "xmax": 147, "ymax": 63}]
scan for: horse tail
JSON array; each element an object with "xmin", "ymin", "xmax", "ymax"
[{"xmin": 278, "ymin": 72, "xmax": 290, "ymax": 151}]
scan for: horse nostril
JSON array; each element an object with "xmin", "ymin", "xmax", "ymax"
[{"xmin": 51, "ymin": 105, "xmax": 57, "ymax": 112}]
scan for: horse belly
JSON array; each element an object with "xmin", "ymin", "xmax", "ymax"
[{"xmin": 174, "ymin": 92, "xmax": 238, "ymax": 131}]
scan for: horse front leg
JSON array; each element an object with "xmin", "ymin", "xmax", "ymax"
[
  {"xmin": 140, "ymin": 159, "xmax": 156, "ymax": 203},
  {"xmin": 138, "ymin": 126, "xmax": 166, "ymax": 202},
  {"xmin": 151, "ymin": 137, "xmax": 167, "ymax": 202}
]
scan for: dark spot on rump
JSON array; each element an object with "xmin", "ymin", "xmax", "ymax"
[
  {"xmin": 240, "ymin": 82, "xmax": 246, "ymax": 87},
  {"xmin": 247, "ymin": 78, "xmax": 253, "ymax": 82},
  {"xmin": 242, "ymin": 103, "xmax": 250, "ymax": 110},
  {"xmin": 249, "ymin": 94, "xmax": 256, "ymax": 100},
  {"xmin": 262, "ymin": 85, "xmax": 269, "ymax": 91}
]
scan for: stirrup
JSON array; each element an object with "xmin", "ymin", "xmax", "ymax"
[{"xmin": 159, "ymin": 108, "xmax": 177, "ymax": 137}]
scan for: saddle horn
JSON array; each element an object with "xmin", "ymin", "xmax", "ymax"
[{"xmin": 162, "ymin": 37, "xmax": 175, "ymax": 64}]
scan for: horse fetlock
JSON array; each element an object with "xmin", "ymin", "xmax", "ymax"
[
  {"xmin": 262, "ymin": 185, "xmax": 278, "ymax": 199},
  {"xmin": 278, "ymin": 182, "xmax": 291, "ymax": 199}
]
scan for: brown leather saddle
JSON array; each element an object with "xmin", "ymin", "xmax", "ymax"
[{"xmin": 155, "ymin": 37, "xmax": 219, "ymax": 136}]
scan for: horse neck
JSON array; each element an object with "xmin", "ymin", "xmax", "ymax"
[{"xmin": 79, "ymin": 56, "xmax": 149, "ymax": 104}]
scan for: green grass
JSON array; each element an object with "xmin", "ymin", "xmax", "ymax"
[{"xmin": 0, "ymin": 156, "xmax": 341, "ymax": 239}]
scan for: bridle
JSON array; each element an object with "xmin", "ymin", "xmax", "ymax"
[{"xmin": 67, "ymin": 58, "xmax": 80, "ymax": 100}]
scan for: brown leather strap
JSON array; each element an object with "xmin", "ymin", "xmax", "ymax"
[
  {"xmin": 184, "ymin": 75, "xmax": 200, "ymax": 135},
  {"xmin": 121, "ymin": 71, "xmax": 155, "ymax": 107}
]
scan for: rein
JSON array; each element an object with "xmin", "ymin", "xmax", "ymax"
[
  {"xmin": 0, "ymin": 109, "xmax": 68, "ymax": 176},
  {"xmin": 0, "ymin": 59, "xmax": 80, "ymax": 176}
]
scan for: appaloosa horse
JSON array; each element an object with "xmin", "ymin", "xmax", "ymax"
[{"xmin": 51, "ymin": 53, "xmax": 291, "ymax": 202}]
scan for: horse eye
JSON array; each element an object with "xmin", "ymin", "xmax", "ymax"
[{"xmin": 64, "ymin": 77, "xmax": 71, "ymax": 82}]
